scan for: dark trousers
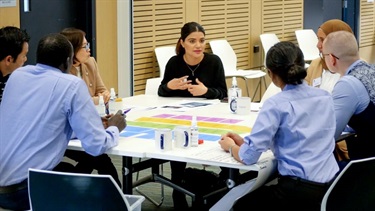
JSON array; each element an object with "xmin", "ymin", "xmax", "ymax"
[
  {"xmin": 233, "ymin": 176, "xmax": 331, "ymax": 211},
  {"xmin": 0, "ymin": 162, "xmax": 76, "ymax": 210},
  {"xmin": 170, "ymin": 161, "xmax": 239, "ymax": 210},
  {"xmin": 64, "ymin": 150, "xmax": 121, "ymax": 187}
]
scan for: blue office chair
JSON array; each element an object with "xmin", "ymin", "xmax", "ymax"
[
  {"xmin": 321, "ymin": 157, "xmax": 375, "ymax": 211},
  {"xmin": 28, "ymin": 168, "xmax": 144, "ymax": 211}
]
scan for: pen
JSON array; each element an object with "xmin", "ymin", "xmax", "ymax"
[{"xmin": 123, "ymin": 108, "xmax": 132, "ymax": 115}]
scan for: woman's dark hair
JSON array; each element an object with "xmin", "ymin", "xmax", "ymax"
[
  {"xmin": 266, "ymin": 41, "xmax": 306, "ymax": 85},
  {"xmin": 176, "ymin": 22, "xmax": 205, "ymax": 55},
  {"xmin": 36, "ymin": 33, "xmax": 72, "ymax": 69},
  {"xmin": 60, "ymin": 28, "xmax": 85, "ymax": 64}
]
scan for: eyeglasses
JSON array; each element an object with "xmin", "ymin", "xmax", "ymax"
[
  {"xmin": 319, "ymin": 52, "xmax": 339, "ymax": 60},
  {"xmin": 82, "ymin": 42, "xmax": 90, "ymax": 51}
]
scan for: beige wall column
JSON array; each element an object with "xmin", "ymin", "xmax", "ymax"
[
  {"xmin": 0, "ymin": 0, "xmax": 20, "ymax": 27},
  {"xmin": 96, "ymin": 0, "xmax": 118, "ymax": 94}
]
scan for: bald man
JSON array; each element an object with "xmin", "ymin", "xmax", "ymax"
[{"xmin": 323, "ymin": 31, "xmax": 375, "ymax": 161}]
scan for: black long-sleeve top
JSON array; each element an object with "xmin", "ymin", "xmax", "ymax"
[{"xmin": 158, "ymin": 53, "xmax": 227, "ymax": 99}]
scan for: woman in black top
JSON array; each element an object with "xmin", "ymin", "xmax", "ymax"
[
  {"xmin": 158, "ymin": 22, "xmax": 230, "ymax": 210},
  {"xmin": 158, "ymin": 22, "xmax": 227, "ymax": 99}
]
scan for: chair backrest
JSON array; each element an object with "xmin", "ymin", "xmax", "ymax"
[
  {"xmin": 145, "ymin": 77, "xmax": 162, "ymax": 95},
  {"xmin": 295, "ymin": 29, "xmax": 320, "ymax": 61},
  {"xmin": 154, "ymin": 46, "xmax": 176, "ymax": 78},
  {"xmin": 259, "ymin": 33, "xmax": 280, "ymax": 66},
  {"xmin": 209, "ymin": 39, "xmax": 238, "ymax": 73},
  {"xmin": 28, "ymin": 169, "xmax": 144, "ymax": 211},
  {"xmin": 260, "ymin": 82, "xmax": 281, "ymax": 103},
  {"xmin": 321, "ymin": 157, "xmax": 375, "ymax": 211}
]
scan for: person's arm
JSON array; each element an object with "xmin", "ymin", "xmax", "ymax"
[
  {"xmin": 89, "ymin": 57, "xmax": 110, "ymax": 103},
  {"xmin": 219, "ymin": 132, "xmax": 245, "ymax": 163},
  {"xmin": 203, "ymin": 55, "xmax": 227, "ymax": 99},
  {"xmin": 68, "ymin": 80, "xmax": 125, "ymax": 156},
  {"xmin": 238, "ymin": 100, "xmax": 279, "ymax": 165},
  {"xmin": 332, "ymin": 77, "xmax": 369, "ymax": 139},
  {"xmin": 158, "ymin": 56, "xmax": 190, "ymax": 97}
]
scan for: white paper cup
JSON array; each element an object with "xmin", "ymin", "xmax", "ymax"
[
  {"xmin": 236, "ymin": 97, "xmax": 251, "ymax": 115},
  {"xmin": 174, "ymin": 126, "xmax": 190, "ymax": 148},
  {"xmin": 154, "ymin": 128, "xmax": 172, "ymax": 151}
]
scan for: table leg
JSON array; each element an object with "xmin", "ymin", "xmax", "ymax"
[{"xmin": 122, "ymin": 156, "xmax": 133, "ymax": 194}]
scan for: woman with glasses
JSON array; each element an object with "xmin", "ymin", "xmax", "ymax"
[
  {"xmin": 304, "ymin": 20, "xmax": 354, "ymax": 164},
  {"xmin": 219, "ymin": 41, "xmax": 339, "ymax": 211},
  {"xmin": 60, "ymin": 28, "xmax": 110, "ymax": 105},
  {"xmin": 60, "ymin": 28, "xmax": 121, "ymax": 187}
]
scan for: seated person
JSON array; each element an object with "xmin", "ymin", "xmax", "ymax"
[
  {"xmin": 219, "ymin": 41, "xmax": 339, "ymax": 211},
  {"xmin": 305, "ymin": 19, "xmax": 354, "ymax": 163},
  {"xmin": 0, "ymin": 33, "xmax": 126, "ymax": 210},
  {"xmin": 158, "ymin": 21, "xmax": 232, "ymax": 209},
  {"xmin": 0, "ymin": 26, "xmax": 30, "ymax": 103},
  {"xmin": 60, "ymin": 28, "xmax": 121, "ymax": 186},
  {"xmin": 323, "ymin": 31, "xmax": 375, "ymax": 160}
]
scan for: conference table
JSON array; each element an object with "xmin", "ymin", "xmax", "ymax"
[{"xmin": 68, "ymin": 94, "xmax": 276, "ymax": 201}]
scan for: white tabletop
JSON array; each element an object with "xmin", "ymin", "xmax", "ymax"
[{"xmin": 68, "ymin": 94, "xmax": 274, "ymax": 172}]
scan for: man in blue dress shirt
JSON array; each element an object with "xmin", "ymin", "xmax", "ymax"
[
  {"xmin": 323, "ymin": 31, "xmax": 375, "ymax": 160},
  {"xmin": 0, "ymin": 33, "xmax": 126, "ymax": 210}
]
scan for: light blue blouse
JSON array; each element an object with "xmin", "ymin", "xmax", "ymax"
[{"xmin": 239, "ymin": 83, "xmax": 339, "ymax": 183}]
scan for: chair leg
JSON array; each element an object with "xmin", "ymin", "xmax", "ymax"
[
  {"xmin": 240, "ymin": 77, "xmax": 250, "ymax": 97},
  {"xmin": 134, "ymin": 158, "xmax": 165, "ymax": 207},
  {"xmin": 252, "ymin": 76, "xmax": 267, "ymax": 102}
]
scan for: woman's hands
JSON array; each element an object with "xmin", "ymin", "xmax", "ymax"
[
  {"xmin": 219, "ymin": 132, "xmax": 244, "ymax": 150},
  {"xmin": 167, "ymin": 76, "xmax": 208, "ymax": 96},
  {"xmin": 188, "ymin": 78, "xmax": 208, "ymax": 96},
  {"xmin": 167, "ymin": 76, "xmax": 191, "ymax": 90}
]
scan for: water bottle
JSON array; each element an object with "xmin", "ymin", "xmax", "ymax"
[
  {"xmin": 190, "ymin": 115, "xmax": 199, "ymax": 147},
  {"xmin": 96, "ymin": 95, "xmax": 106, "ymax": 116},
  {"xmin": 108, "ymin": 88, "xmax": 116, "ymax": 114},
  {"xmin": 230, "ymin": 87, "xmax": 238, "ymax": 113},
  {"xmin": 229, "ymin": 77, "xmax": 241, "ymax": 113}
]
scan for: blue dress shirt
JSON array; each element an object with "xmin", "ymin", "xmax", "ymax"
[
  {"xmin": 0, "ymin": 64, "xmax": 119, "ymax": 186},
  {"xmin": 331, "ymin": 60, "xmax": 370, "ymax": 139},
  {"xmin": 239, "ymin": 83, "xmax": 339, "ymax": 183}
]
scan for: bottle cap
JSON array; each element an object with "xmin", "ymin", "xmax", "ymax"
[
  {"xmin": 99, "ymin": 95, "xmax": 104, "ymax": 104},
  {"xmin": 191, "ymin": 115, "xmax": 197, "ymax": 127},
  {"xmin": 110, "ymin": 88, "xmax": 116, "ymax": 99},
  {"xmin": 232, "ymin": 76, "xmax": 237, "ymax": 86}
]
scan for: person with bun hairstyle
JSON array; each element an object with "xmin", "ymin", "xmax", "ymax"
[{"xmin": 219, "ymin": 41, "xmax": 339, "ymax": 211}]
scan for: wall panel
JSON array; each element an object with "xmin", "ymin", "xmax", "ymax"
[{"xmin": 133, "ymin": 0, "xmax": 184, "ymax": 95}]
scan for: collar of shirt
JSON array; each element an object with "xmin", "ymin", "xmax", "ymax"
[{"xmin": 345, "ymin": 60, "xmax": 362, "ymax": 75}]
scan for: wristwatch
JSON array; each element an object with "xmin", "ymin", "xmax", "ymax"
[{"xmin": 229, "ymin": 144, "xmax": 236, "ymax": 157}]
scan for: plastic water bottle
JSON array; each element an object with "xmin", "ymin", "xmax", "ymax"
[
  {"xmin": 96, "ymin": 95, "xmax": 106, "ymax": 116},
  {"xmin": 230, "ymin": 87, "xmax": 238, "ymax": 113},
  {"xmin": 190, "ymin": 115, "xmax": 199, "ymax": 147},
  {"xmin": 229, "ymin": 77, "xmax": 241, "ymax": 113},
  {"xmin": 108, "ymin": 88, "xmax": 116, "ymax": 114}
]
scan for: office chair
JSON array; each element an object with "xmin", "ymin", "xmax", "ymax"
[
  {"xmin": 209, "ymin": 39, "xmax": 267, "ymax": 99},
  {"xmin": 145, "ymin": 78, "xmax": 162, "ymax": 95},
  {"xmin": 295, "ymin": 29, "xmax": 320, "ymax": 62},
  {"xmin": 259, "ymin": 33, "xmax": 280, "ymax": 62},
  {"xmin": 154, "ymin": 45, "xmax": 176, "ymax": 79},
  {"xmin": 28, "ymin": 168, "xmax": 145, "ymax": 211},
  {"xmin": 321, "ymin": 157, "xmax": 375, "ymax": 211},
  {"xmin": 260, "ymin": 82, "xmax": 281, "ymax": 103}
]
